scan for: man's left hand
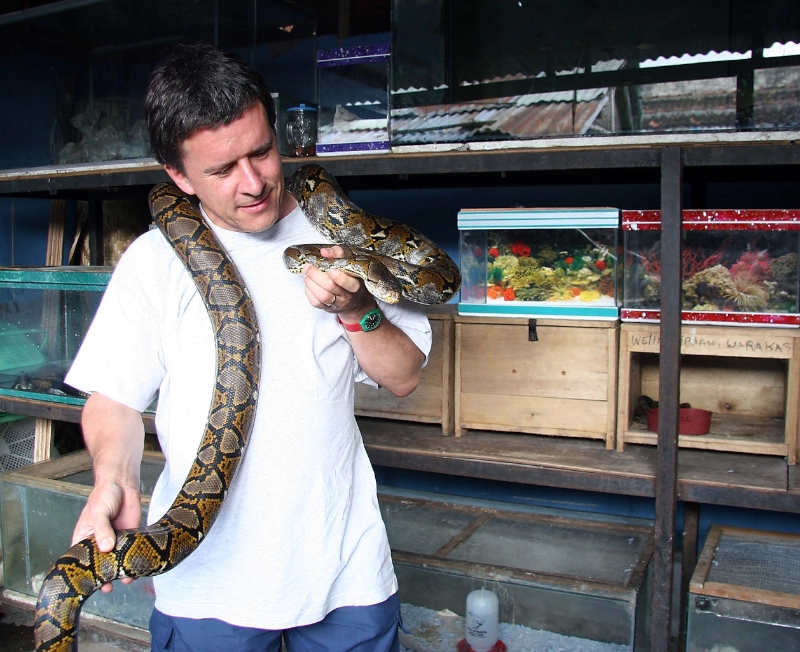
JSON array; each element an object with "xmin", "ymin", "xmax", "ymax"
[{"xmin": 301, "ymin": 246, "xmax": 377, "ymax": 320}]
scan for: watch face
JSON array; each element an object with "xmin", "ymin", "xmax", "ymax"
[{"xmin": 360, "ymin": 309, "xmax": 382, "ymax": 332}]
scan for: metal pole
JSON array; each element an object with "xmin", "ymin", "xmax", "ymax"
[{"xmin": 650, "ymin": 146, "xmax": 683, "ymax": 652}]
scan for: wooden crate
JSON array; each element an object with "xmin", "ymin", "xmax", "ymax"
[
  {"xmin": 454, "ymin": 316, "xmax": 619, "ymax": 447},
  {"xmin": 687, "ymin": 525, "xmax": 800, "ymax": 651},
  {"xmin": 355, "ymin": 307, "xmax": 455, "ymax": 435},
  {"xmin": 616, "ymin": 323, "xmax": 800, "ymax": 463}
]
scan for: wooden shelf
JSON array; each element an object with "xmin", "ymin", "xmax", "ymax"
[
  {"xmin": 623, "ymin": 414, "xmax": 788, "ymax": 456},
  {"xmin": 617, "ymin": 323, "xmax": 800, "ymax": 463},
  {"xmin": 1, "ymin": 139, "xmax": 799, "ymax": 196},
  {"xmin": 359, "ymin": 418, "xmax": 800, "ymax": 513},
  {"xmin": 0, "ymin": 394, "xmax": 157, "ymax": 434}
]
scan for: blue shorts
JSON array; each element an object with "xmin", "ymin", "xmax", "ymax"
[{"xmin": 149, "ymin": 593, "xmax": 401, "ymax": 652}]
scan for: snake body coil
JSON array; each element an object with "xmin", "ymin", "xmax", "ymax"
[
  {"xmin": 34, "ymin": 164, "xmax": 457, "ymax": 651},
  {"xmin": 33, "ymin": 184, "xmax": 261, "ymax": 652},
  {"xmin": 284, "ymin": 164, "xmax": 461, "ymax": 305}
]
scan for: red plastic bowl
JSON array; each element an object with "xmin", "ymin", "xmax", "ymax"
[{"xmin": 646, "ymin": 408, "xmax": 712, "ymax": 436}]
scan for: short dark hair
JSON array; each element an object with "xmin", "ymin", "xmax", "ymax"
[{"xmin": 144, "ymin": 43, "xmax": 276, "ymax": 171}]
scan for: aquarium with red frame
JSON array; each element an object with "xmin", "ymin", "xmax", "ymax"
[{"xmin": 622, "ymin": 210, "xmax": 800, "ymax": 326}]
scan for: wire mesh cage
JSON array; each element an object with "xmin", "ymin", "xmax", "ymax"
[{"xmin": 0, "ymin": 416, "xmax": 36, "ymax": 472}]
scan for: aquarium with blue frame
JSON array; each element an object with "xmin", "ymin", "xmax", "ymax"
[
  {"xmin": 459, "ymin": 208, "xmax": 620, "ymax": 319},
  {"xmin": 622, "ymin": 210, "xmax": 800, "ymax": 326}
]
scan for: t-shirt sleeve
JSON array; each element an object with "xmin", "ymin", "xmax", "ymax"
[
  {"xmin": 65, "ymin": 246, "xmax": 166, "ymax": 413},
  {"xmin": 353, "ymin": 299, "xmax": 433, "ymax": 388}
]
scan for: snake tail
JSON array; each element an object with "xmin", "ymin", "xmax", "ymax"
[{"xmin": 34, "ymin": 183, "xmax": 261, "ymax": 652}]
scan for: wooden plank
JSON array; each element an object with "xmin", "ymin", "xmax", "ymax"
[
  {"xmin": 32, "ymin": 200, "xmax": 69, "ymax": 464},
  {"xmin": 0, "ymin": 395, "xmax": 158, "ymax": 435},
  {"xmin": 361, "ymin": 418, "xmax": 792, "ymax": 495},
  {"xmin": 689, "ymin": 524, "xmax": 722, "ymax": 592},
  {"xmin": 433, "ymin": 512, "xmax": 493, "ymax": 558},
  {"xmin": 361, "ymin": 418, "xmax": 656, "ymax": 479},
  {"xmin": 2, "ymin": 449, "xmax": 92, "ymax": 481},
  {"xmin": 677, "ymin": 447, "xmax": 788, "ymax": 491},
  {"xmin": 787, "ymin": 346, "xmax": 800, "ymax": 465},
  {"xmin": 32, "ymin": 418, "xmax": 53, "ymax": 463},
  {"xmin": 45, "ymin": 200, "xmax": 66, "ymax": 266},
  {"xmin": 459, "ymin": 393, "xmax": 609, "ymax": 437},
  {"xmin": 605, "ymin": 326, "xmax": 618, "ymax": 450},
  {"xmin": 639, "ymin": 356, "xmax": 787, "ymax": 418},
  {"xmin": 616, "ymin": 326, "xmax": 632, "ymax": 452},
  {"xmin": 454, "ymin": 322, "xmax": 464, "ymax": 437},
  {"xmin": 623, "ymin": 323, "xmax": 798, "ymax": 360},
  {"xmin": 623, "ymin": 414, "xmax": 788, "ymax": 456},
  {"xmin": 458, "ymin": 323, "xmax": 611, "ymax": 401},
  {"xmin": 441, "ymin": 315, "xmax": 455, "ymax": 435},
  {"xmin": 625, "ymin": 435, "xmax": 787, "ymax": 456},
  {"xmin": 790, "ymin": 464, "xmax": 800, "ymax": 494},
  {"xmin": 355, "ymin": 316, "xmax": 447, "ymax": 426},
  {"xmin": 698, "ymin": 581, "xmax": 800, "ymax": 610}
]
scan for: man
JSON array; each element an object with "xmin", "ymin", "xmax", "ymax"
[{"xmin": 65, "ymin": 43, "xmax": 431, "ymax": 652}]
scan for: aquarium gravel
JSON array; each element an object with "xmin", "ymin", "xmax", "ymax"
[{"xmin": 399, "ymin": 603, "xmax": 630, "ymax": 652}]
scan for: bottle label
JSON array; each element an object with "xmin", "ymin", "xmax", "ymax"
[{"xmin": 467, "ymin": 611, "xmax": 489, "ymax": 639}]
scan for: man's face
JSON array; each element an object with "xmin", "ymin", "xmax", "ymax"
[{"xmin": 165, "ymin": 102, "xmax": 295, "ymax": 233}]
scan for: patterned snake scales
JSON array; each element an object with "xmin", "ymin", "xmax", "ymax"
[{"xmin": 33, "ymin": 163, "xmax": 460, "ymax": 652}]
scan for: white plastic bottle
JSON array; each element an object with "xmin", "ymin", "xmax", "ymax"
[{"xmin": 466, "ymin": 588, "xmax": 499, "ymax": 652}]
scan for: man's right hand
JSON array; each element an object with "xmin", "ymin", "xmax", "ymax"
[
  {"xmin": 73, "ymin": 392, "xmax": 146, "ymax": 593},
  {"xmin": 71, "ymin": 479, "xmax": 142, "ymax": 593}
]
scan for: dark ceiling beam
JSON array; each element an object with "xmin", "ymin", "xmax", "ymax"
[{"xmin": 338, "ymin": 0, "xmax": 350, "ymax": 40}]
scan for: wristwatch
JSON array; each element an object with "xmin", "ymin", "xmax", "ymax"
[{"xmin": 338, "ymin": 308, "xmax": 383, "ymax": 332}]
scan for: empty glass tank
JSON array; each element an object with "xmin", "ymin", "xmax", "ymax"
[
  {"xmin": 317, "ymin": 44, "xmax": 391, "ymax": 155},
  {"xmin": 0, "ymin": 267, "xmax": 111, "ymax": 405},
  {"xmin": 391, "ymin": 0, "xmax": 800, "ymax": 147},
  {"xmin": 688, "ymin": 525, "xmax": 800, "ymax": 652},
  {"xmin": 0, "ymin": 451, "xmax": 165, "ymax": 628},
  {"xmin": 622, "ymin": 210, "xmax": 800, "ymax": 325},
  {"xmin": 0, "ymin": 0, "xmax": 316, "ymax": 171},
  {"xmin": 382, "ymin": 493, "xmax": 653, "ymax": 650},
  {"xmin": 459, "ymin": 208, "xmax": 620, "ymax": 319}
]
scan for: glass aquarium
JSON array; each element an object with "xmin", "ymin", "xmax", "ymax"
[
  {"xmin": 317, "ymin": 44, "xmax": 391, "ymax": 155},
  {"xmin": 459, "ymin": 208, "xmax": 620, "ymax": 319},
  {"xmin": 687, "ymin": 525, "xmax": 800, "ymax": 652},
  {"xmin": 0, "ymin": 451, "xmax": 165, "ymax": 628},
  {"xmin": 622, "ymin": 210, "xmax": 800, "ymax": 326},
  {"xmin": 391, "ymin": 0, "xmax": 800, "ymax": 147},
  {"xmin": 0, "ymin": 0, "xmax": 316, "ymax": 171},
  {"xmin": 0, "ymin": 267, "xmax": 111, "ymax": 405},
  {"xmin": 383, "ymin": 492, "xmax": 653, "ymax": 650},
  {"xmin": 1, "ymin": 453, "xmax": 652, "ymax": 649}
]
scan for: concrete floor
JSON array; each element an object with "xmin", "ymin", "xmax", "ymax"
[{"xmin": 0, "ymin": 611, "xmax": 148, "ymax": 652}]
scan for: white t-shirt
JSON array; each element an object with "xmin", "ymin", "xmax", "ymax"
[{"xmin": 65, "ymin": 203, "xmax": 432, "ymax": 629}]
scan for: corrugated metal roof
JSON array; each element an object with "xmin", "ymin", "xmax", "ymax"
[{"xmin": 390, "ymin": 91, "xmax": 609, "ymax": 143}]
